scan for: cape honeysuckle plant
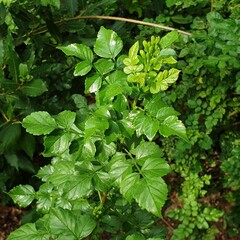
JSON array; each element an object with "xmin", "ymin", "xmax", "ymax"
[{"xmin": 8, "ymin": 27, "xmax": 188, "ymax": 239}]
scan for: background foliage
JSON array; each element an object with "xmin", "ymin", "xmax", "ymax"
[{"xmin": 0, "ymin": 0, "xmax": 239, "ymax": 239}]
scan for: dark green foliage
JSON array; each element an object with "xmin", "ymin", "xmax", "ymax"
[{"xmin": 0, "ymin": 0, "xmax": 239, "ymax": 239}]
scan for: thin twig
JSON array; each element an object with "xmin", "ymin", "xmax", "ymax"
[
  {"xmin": 56, "ymin": 15, "xmax": 192, "ymax": 36},
  {"xmin": 22, "ymin": 15, "xmax": 191, "ymax": 39}
]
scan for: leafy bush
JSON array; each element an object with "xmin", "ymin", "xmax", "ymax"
[{"xmin": 8, "ymin": 27, "xmax": 188, "ymax": 239}]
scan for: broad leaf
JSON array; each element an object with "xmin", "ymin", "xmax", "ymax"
[
  {"xmin": 133, "ymin": 112, "xmax": 159, "ymax": 141},
  {"xmin": 159, "ymin": 116, "xmax": 188, "ymax": 141},
  {"xmin": 22, "ymin": 111, "xmax": 57, "ymax": 136},
  {"xmin": 156, "ymin": 107, "xmax": 180, "ymax": 121},
  {"xmin": 54, "ymin": 110, "xmax": 76, "ymax": 129},
  {"xmin": 109, "ymin": 153, "xmax": 132, "ymax": 186},
  {"xmin": 94, "ymin": 58, "xmax": 114, "ymax": 75},
  {"xmin": 8, "ymin": 223, "xmax": 49, "ymax": 240},
  {"xmin": 21, "ymin": 79, "xmax": 47, "ymax": 97},
  {"xmin": 120, "ymin": 173, "xmax": 139, "ymax": 201},
  {"xmin": 94, "ymin": 26, "xmax": 123, "ymax": 59},
  {"xmin": 134, "ymin": 177, "xmax": 168, "ymax": 217},
  {"xmin": 8, "ymin": 185, "xmax": 35, "ymax": 208},
  {"xmin": 160, "ymin": 30, "xmax": 178, "ymax": 49},
  {"xmin": 43, "ymin": 133, "xmax": 70, "ymax": 157},
  {"xmin": 50, "ymin": 208, "xmax": 96, "ymax": 239}
]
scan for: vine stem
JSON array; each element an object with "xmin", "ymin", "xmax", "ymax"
[{"xmin": 24, "ymin": 15, "xmax": 191, "ymax": 38}]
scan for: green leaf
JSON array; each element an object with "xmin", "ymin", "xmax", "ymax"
[
  {"xmin": 50, "ymin": 208, "xmax": 96, "ymax": 239},
  {"xmin": 159, "ymin": 116, "xmax": 188, "ymax": 141},
  {"xmin": 133, "ymin": 112, "xmax": 159, "ymax": 141},
  {"xmin": 64, "ymin": 173, "xmax": 93, "ymax": 199},
  {"xmin": 156, "ymin": 107, "xmax": 180, "ymax": 121},
  {"xmin": 141, "ymin": 157, "xmax": 170, "ymax": 178},
  {"xmin": 160, "ymin": 30, "xmax": 178, "ymax": 49},
  {"xmin": 85, "ymin": 74, "xmax": 102, "ymax": 93},
  {"xmin": 94, "ymin": 59, "xmax": 114, "ymax": 75},
  {"xmin": 57, "ymin": 44, "xmax": 93, "ymax": 62},
  {"xmin": 22, "ymin": 111, "xmax": 57, "ymax": 136},
  {"xmin": 19, "ymin": 132, "xmax": 36, "ymax": 158},
  {"xmin": 126, "ymin": 234, "xmax": 145, "ymax": 240},
  {"xmin": 54, "ymin": 110, "xmax": 76, "ymax": 129},
  {"xmin": 94, "ymin": 26, "xmax": 123, "ymax": 59},
  {"xmin": 8, "ymin": 223, "xmax": 49, "ymax": 240},
  {"xmin": 21, "ymin": 79, "xmax": 48, "ymax": 97},
  {"xmin": 134, "ymin": 177, "xmax": 168, "ymax": 217},
  {"xmin": 43, "ymin": 133, "xmax": 70, "ymax": 157},
  {"xmin": 109, "ymin": 153, "xmax": 132, "ymax": 186},
  {"xmin": 93, "ymin": 171, "xmax": 111, "ymax": 192},
  {"xmin": 0, "ymin": 123, "xmax": 21, "ymax": 154},
  {"xmin": 8, "ymin": 185, "xmax": 35, "ymax": 208},
  {"xmin": 74, "ymin": 61, "xmax": 92, "ymax": 76},
  {"xmin": 120, "ymin": 173, "xmax": 139, "ymax": 201},
  {"xmin": 131, "ymin": 142, "xmax": 163, "ymax": 160}
]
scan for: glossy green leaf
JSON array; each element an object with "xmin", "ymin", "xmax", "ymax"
[
  {"xmin": 43, "ymin": 133, "xmax": 70, "ymax": 157},
  {"xmin": 85, "ymin": 74, "xmax": 102, "ymax": 93},
  {"xmin": 21, "ymin": 78, "xmax": 47, "ymax": 97},
  {"xmin": 54, "ymin": 110, "xmax": 76, "ymax": 129},
  {"xmin": 120, "ymin": 173, "xmax": 139, "ymax": 201},
  {"xmin": 160, "ymin": 30, "xmax": 178, "ymax": 49},
  {"xmin": 57, "ymin": 44, "xmax": 93, "ymax": 62},
  {"xmin": 94, "ymin": 26, "xmax": 123, "ymax": 59},
  {"xmin": 50, "ymin": 208, "xmax": 96, "ymax": 239},
  {"xmin": 8, "ymin": 185, "xmax": 35, "ymax": 208},
  {"xmin": 109, "ymin": 153, "xmax": 132, "ymax": 186},
  {"xmin": 8, "ymin": 223, "xmax": 49, "ymax": 240},
  {"xmin": 159, "ymin": 116, "xmax": 188, "ymax": 141},
  {"xmin": 94, "ymin": 58, "xmax": 114, "ymax": 75},
  {"xmin": 134, "ymin": 177, "xmax": 168, "ymax": 217},
  {"xmin": 156, "ymin": 107, "xmax": 180, "ymax": 120},
  {"xmin": 22, "ymin": 111, "xmax": 57, "ymax": 136},
  {"xmin": 131, "ymin": 141, "xmax": 163, "ymax": 160},
  {"xmin": 74, "ymin": 61, "xmax": 92, "ymax": 76},
  {"xmin": 93, "ymin": 171, "xmax": 111, "ymax": 192},
  {"xmin": 133, "ymin": 112, "xmax": 159, "ymax": 140}
]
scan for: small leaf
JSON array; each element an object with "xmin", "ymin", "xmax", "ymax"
[
  {"xmin": 21, "ymin": 79, "xmax": 47, "ymax": 97},
  {"xmin": 159, "ymin": 116, "xmax": 188, "ymax": 141},
  {"xmin": 74, "ymin": 61, "xmax": 92, "ymax": 76},
  {"xmin": 8, "ymin": 185, "xmax": 35, "ymax": 208},
  {"xmin": 57, "ymin": 44, "xmax": 93, "ymax": 62},
  {"xmin": 22, "ymin": 111, "xmax": 57, "ymax": 136},
  {"xmin": 94, "ymin": 26, "xmax": 123, "ymax": 59},
  {"xmin": 160, "ymin": 30, "xmax": 178, "ymax": 49},
  {"xmin": 85, "ymin": 74, "xmax": 102, "ymax": 93},
  {"xmin": 128, "ymin": 41, "xmax": 139, "ymax": 59}
]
